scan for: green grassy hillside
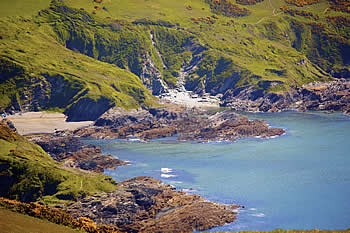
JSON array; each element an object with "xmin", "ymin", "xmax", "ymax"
[
  {"xmin": 0, "ymin": 122, "xmax": 116, "ymax": 203},
  {"xmin": 0, "ymin": 208, "xmax": 81, "ymax": 233},
  {"xmin": 0, "ymin": 1, "xmax": 156, "ymax": 120},
  {"xmin": 64, "ymin": 0, "xmax": 348, "ymax": 82},
  {"xmin": 0, "ymin": 0, "xmax": 51, "ymax": 17},
  {"xmin": 0, "ymin": 0, "xmax": 349, "ymax": 116}
]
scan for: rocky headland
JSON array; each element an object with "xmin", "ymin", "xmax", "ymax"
[
  {"xmin": 27, "ymin": 132, "xmax": 128, "ymax": 173},
  {"xmin": 221, "ymin": 79, "xmax": 350, "ymax": 115},
  {"xmin": 74, "ymin": 106, "xmax": 285, "ymax": 141},
  {"xmin": 65, "ymin": 176, "xmax": 237, "ymax": 233}
]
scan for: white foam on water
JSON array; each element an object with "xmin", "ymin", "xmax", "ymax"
[
  {"xmin": 181, "ymin": 188, "xmax": 197, "ymax": 193},
  {"xmin": 250, "ymin": 213, "xmax": 265, "ymax": 217},
  {"xmin": 161, "ymin": 174, "xmax": 177, "ymax": 178},
  {"xmin": 161, "ymin": 167, "xmax": 173, "ymax": 173}
]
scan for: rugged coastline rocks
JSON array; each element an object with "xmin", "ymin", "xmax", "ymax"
[
  {"xmin": 75, "ymin": 106, "xmax": 285, "ymax": 141},
  {"xmin": 28, "ymin": 132, "xmax": 127, "ymax": 173},
  {"xmin": 65, "ymin": 176, "xmax": 238, "ymax": 233},
  {"xmin": 30, "ymin": 133, "xmax": 240, "ymax": 232},
  {"xmin": 221, "ymin": 79, "xmax": 350, "ymax": 115},
  {"xmin": 0, "ymin": 121, "xmax": 239, "ymax": 232}
]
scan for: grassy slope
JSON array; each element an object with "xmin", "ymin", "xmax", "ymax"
[
  {"xmin": 0, "ymin": 0, "xmax": 51, "ymax": 17},
  {"xmin": 0, "ymin": 0, "xmax": 347, "ymax": 112},
  {"xmin": 63, "ymin": 0, "xmax": 343, "ymax": 90},
  {"xmin": 0, "ymin": 122, "xmax": 116, "ymax": 203},
  {"xmin": 1, "ymin": 207, "xmax": 349, "ymax": 233},
  {"xmin": 0, "ymin": 208, "xmax": 81, "ymax": 233},
  {"xmin": 89, "ymin": 0, "xmax": 344, "ymax": 89},
  {"xmin": 0, "ymin": 1, "xmax": 156, "ymax": 114}
]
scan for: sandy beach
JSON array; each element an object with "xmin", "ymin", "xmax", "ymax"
[
  {"xmin": 5, "ymin": 90, "xmax": 220, "ymax": 135},
  {"xmin": 6, "ymin": 112, "xmax": 93, "ymax": 135}
]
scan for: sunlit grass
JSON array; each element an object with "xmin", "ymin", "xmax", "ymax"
[
  {"xmin": 0, "ymin": 209, "xmax": 82, "ymax": 233},
  {"xmin": 0, "ymin": 123, "xmax": 117, "ymax": 204},
  {"xmin": 0, "ymin": 0, "xmax": 51, "ymax": 18}
]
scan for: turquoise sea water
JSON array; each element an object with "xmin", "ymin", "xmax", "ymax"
[{"xmin": 87, "ymin": 111, "xmax": 350, "ymax": 231}]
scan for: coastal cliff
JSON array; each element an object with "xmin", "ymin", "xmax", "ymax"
[
  {"xmin": 0, "ymin": 0, "xmax": 349, "ymax": 231},
  {"xmin": 1, "ymin": 0, "xmax": 349, "ymax": 119},
  {"xmin": 221, "ymin": 79, "xmax": 350, "ymax": 114}
]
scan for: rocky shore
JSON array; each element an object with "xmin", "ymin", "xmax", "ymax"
[
  {"xmin": 74, "ymin": 106, "xmax": 284, "ymax": 141},
  {"xmin": 27, "ymin": 132, "xmax": 128, "ymax": 173},
  {"xmin": 221, "ymin": 79, "xmax": 350, "ymax": 114},
  {"xmin": 1, "ymin": 119, "xmax": 239, "ymax": 232},
  {"xmin": 65, "ymin": 176, "xmax": 238, "ymax": 233}
]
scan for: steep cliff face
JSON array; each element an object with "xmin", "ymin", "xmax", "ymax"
[
  {"xmin": 289, "ymin": 19, "xmax": 350, "ymax": 75},
  {"xmin": 0, "ymin": 58, "xmax": 114, "ymax": 121},
  {"xmin": 0, "ymin": 4, "xmax": 156, "ymax": 120},
  {"xmin": 1, "ymin": 0, "xmax": 349, "ymax": 116},
  {"xmin": 0, "ymin": 58, "xmax": 50, "ymax": 112},
  {"xmin": 65, "ymin": 97, "xmax": 114, "ymax": 122},
  {"xmin": 221, "ymin": 79, "xmax": 350, "ymax": 114},
  {"xmin": 185, "ymin": 53, "xmax": 252, "ymax": 95}
]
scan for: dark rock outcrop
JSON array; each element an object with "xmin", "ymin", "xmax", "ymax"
[
  {"xmin": 65, "ymin": 97, "xmax": 115, "ymax": 122},
  {"xmin": 221, "ymin": 79, "xmax": 350, "ymax": 114},
  {"xmin": 140, "ymin": 52, "xmax": 169, "ymax": 96},
  {"xmin": 75, "ymin": 106, "xmax": 284, "ymax": 141},
  {"xmin": 151, "ymin": 78, "xmax": 168, "ymax": 95},
  {"xmin": 29, "ymin": 132, "xmax": 127, "ymax": 173},
  {"xmin": 65, "ymin": 176, "xmax": 238, "ymax": 233}
]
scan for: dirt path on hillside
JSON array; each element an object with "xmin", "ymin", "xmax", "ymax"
[{"xmin": 254, "ymin": 0, "xmax": 283, "ymax": 25}]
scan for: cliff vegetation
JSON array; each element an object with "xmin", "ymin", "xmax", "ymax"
[
  {"xmin": 0, "ymin": 121, "xmax": 117, "ymax": 203},
  {"xmin": 0, "ymin": 0, "xmax": 349, "ymax": 118}
]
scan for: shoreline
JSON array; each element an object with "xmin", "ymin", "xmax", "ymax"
[
  {"xmin": 0, "ymin": 120, "xmax": 239, "ymax": 232},
  {"xmin": 2, "ymin": 106, "xmax": 349, "ymax": 232},
  {"xmin": 6, "ymin": 112, "xmax": 93, "ymax": 135}
]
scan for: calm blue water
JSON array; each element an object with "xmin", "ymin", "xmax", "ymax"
[{"xmin": 87, "ymin": 111, "xmax": 350, "ymax": 231}]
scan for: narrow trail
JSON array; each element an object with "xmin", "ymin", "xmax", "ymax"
[
  {"xmin": 254, "ymin": 0, "xmax": 283, "ymax": 25},
  {"xmin": 269, "ymin": 0, "xmax": 277, "ymax": 16}
]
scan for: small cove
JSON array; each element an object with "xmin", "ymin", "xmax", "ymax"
[{"xmin": 87, "ymin": 111, "xmax": 350, "ymax": 231}]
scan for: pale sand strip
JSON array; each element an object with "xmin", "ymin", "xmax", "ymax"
[
  {"xmin": 6, "ymin": 112, "xmax": 93, "ymax": 135},
  {"xmin": 6, "ymin": 91, "xmax": 220, "ymax": 135}
]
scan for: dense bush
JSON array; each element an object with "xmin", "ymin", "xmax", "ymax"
[
  {"xmin": 329, "ymin": 0, "xmax": 350, "ymax": 13},
  {"xmin": 0, "ymin": 198, "xmax": 120, "ymax": 233},
  {"xmin": 281, "ymin": 7, "xmax": 319, "ymax": 20},
  {"xmin": 285, "ymin": 0, "xmax": 320, "ymax": 7},
  {"xmin": 236, "ymin": 0, "xmax": 264, "ymax": 5}
]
